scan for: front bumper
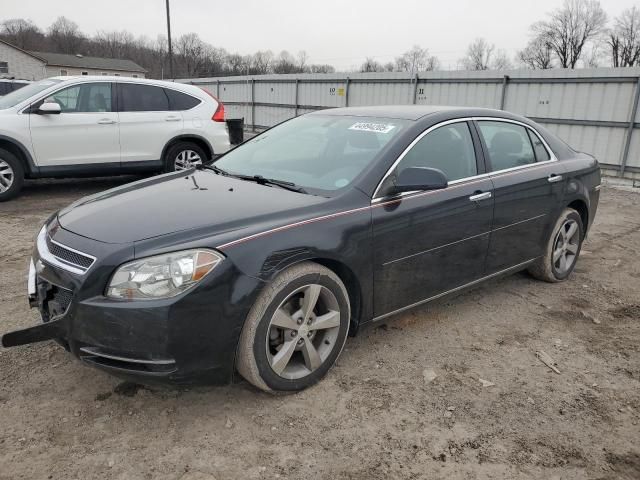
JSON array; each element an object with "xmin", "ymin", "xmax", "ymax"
[{"xmin": 2, "ymin": 224, "xmax": 264, "ymax": 386}]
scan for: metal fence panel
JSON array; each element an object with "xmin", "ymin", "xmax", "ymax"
[{"xmin": 180, "ymin": 68, "xmax": 640, "ymax": 179}]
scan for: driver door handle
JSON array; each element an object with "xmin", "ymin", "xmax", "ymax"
[
  {"xmin": 97, "ymin": 119, "xmax": 117, "ymax": 125},
  {"xmin": 469, "ymin": 191, "xmax": 492, "ymax": 202},
  {"xmin": 548, "ymin": 174, "xmax": 563, "ymax": 183}
]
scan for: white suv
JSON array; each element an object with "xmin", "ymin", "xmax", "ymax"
[{"xmin": 0, "ymin": 76, "xmax": 231, "ymax": 200}]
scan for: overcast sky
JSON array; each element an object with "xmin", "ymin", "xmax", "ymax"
[{"xmin": 3, "ymin": 0, "xmax": 638, "ymax": 69}]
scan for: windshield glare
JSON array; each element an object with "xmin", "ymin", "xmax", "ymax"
[
  {"xmin": 214, "ymin": 115, "xmax": 409, "ymax": 193},
  {"xmin": 0, "ymin": 79, "xmax": 63, "ymax": 110}
]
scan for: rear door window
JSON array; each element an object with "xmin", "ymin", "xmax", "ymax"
[
  {"xmin": 165, "ymin": 88, "xmax": 201, "ymax": 111},
  {"xmin": 477, "ymin": 121, "xmax": 536, "ymax": 171},
  {"xmin": 119, "ymin": 84, "xmax": 169, "ymax": 112},
  {"xmin": 527, "ymin": 129, "xmax": 551, "ymax": 162}
]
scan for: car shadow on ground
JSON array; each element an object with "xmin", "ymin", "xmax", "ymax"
[{"xmin": 21, "ymin": 175, "xmax": 148, "ymax": 198}]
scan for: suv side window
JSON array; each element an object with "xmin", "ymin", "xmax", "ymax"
[
  {"xmin": 164, "ymin": 88, "xmax": 201, "ymax": 111},
  {"xmin": 120, "ymin": 84, "xmax": 169, "ymax": 112},
  {"xmin": 44, "ymin": 83, "xmax": 112, "ymax": 113},
  {"xmin": 394, "ymin": 121, "xmax": 478, "ymax": 182},
  {"xmin": 477, "ymin": 121, "xmax": 536, "ymax": 171}
]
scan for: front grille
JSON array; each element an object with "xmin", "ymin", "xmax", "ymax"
[{"xmin": 46, "ymin": 235, "xmax": 95, "ymax": 271}]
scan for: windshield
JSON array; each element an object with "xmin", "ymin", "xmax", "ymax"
[
  {"xmin": 214, "ymin": 115, "xmax": 409, "ymax": 194},
  {"xmin": 0, "ymin": 79, "xmax": 63, "ymax": 110}
]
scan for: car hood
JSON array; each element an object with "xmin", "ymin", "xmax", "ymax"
[{"xmin": 57, "ymin": 170, "xmax": 326, "ymax": 244}]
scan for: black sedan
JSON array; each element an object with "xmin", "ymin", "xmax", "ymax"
[{"xmin": 2, "ymin": 106, "xmax": 601, "ymax": 392}]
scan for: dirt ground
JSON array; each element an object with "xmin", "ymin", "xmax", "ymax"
[{"xmin": 0, "ymin": 177, "xmax": 639, "ymax": 480}]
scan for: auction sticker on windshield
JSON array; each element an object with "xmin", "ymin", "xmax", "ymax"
[{"xmin": 349, "ymin": 122, "xmax": 396, "ymax": 134}]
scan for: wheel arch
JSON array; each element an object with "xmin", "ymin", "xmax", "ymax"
[
  {"xmin": 567, "ymin": 198, "xmax": 589, "ymax": 233},
  {"xmin": 161, "ymin": 135, "xmax": 215, "ymax": 165},
  {"xmin": 0, "ymin": 135, "xmax": 38, "ymax": 177}
]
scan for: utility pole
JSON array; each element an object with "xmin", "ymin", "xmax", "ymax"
[{"xmin": 166, "ymin": 0, "xmax": 173, "ymax": 79}]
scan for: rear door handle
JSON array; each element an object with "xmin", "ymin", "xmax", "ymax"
[
  {"xmin": 548, "ymin": 174, "xmax": 563, "ymax": 183},
  {"xmin": 165, "ymin": 116, "xmax": 181, "ymax": 122},
  {"xmin": 469, "ymin": 191, "xmax": 492, "ymax": 202},
  {"xmin": 97, "ymin": 119, "xmax": 116, "ymax": 125}
]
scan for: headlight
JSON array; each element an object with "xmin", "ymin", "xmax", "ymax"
[{"xmin": 106, "ymin": 249, "xmax": 223, "ymax": 300}]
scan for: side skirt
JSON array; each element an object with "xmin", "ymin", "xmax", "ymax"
[{"xmin": 370, "ymin": 257, "xmax": 539, "ymax": 323}]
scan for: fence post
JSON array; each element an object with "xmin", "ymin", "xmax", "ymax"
[
  {"xmin": 251, "ymin": 78, "xmax": 256, "ymax": 132},
  {"xmin": 294, "ymin": 78, "xmax": 299, "ymax": 118},
  {"xmin": 216, "ymin": 79, "xmax": 220, "ymax": 98},
  {"xmin": 345, "ymin": 77, "xmax": 350, "ymax": 107},
  {"xmin": 500, "ymin": 75, "xmax": 510, "ymax": 110},
  {"xmin": 412, "ymin": 73, "xmax": 419, "ymax": 104},
  {"xmin": 620, "ymin": 76, "xmax": 640, "ymax": 177}
]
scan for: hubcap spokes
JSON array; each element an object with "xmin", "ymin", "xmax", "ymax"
[
  {"xmin": 174, "ymin": 150, "xmax": 202, "ymax": 171},
  {"xmin": 0, "ymin": 159, "xmax": 14, "ymax": 193},
  {"xmin": 267, "ymin": 284, "xmax": 341, "ymax": 379},
  {"xmin": 553, "ymin": 219, "xmax": 579, "ymax": 274}
]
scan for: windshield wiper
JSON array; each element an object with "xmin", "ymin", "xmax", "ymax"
[
  {"xmin": 199, "ymin": 164, "xmax": 229, "ymax": 176},
  {"xmin": 236, "ymin": 174, "xmax": 308, "ymax": 194}
]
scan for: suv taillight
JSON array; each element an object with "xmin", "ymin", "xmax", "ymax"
[
  {"xmin": 201, "ymin": 88, "xmax": 226, "ymax": 122},
  {"xmin": 212, "ymin": 102, "xmax": 225, "ymax": 122}
]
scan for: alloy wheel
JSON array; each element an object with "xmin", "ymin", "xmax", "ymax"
[
  {"xmin": 174, "ymin": 150, "xmax": 202, "ymax": 171},
  {"xmin": 0, "ymin": 159, "xmax": 14, "ymax": 193},
  {"xmin": 266, "ymin": 284, "xmax": 341, "ymax": 380},
  {"xmin": 553, "ymin": 218, "xmax": 579, "ymax": 274}
]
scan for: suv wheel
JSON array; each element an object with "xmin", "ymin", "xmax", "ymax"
[
  {"xmin": 164, "ymin": 142, "xmax": 208, "ymax": 172},
  {"xmin": 0, "ymin": 148, "xmax": 24, "ymax": 202},
  {"xmin": 237, "ymin": 262, "xmax": 350, "ymax": 392}
]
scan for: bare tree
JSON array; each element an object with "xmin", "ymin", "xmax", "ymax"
[
  {"xmin": 395, "ymin": 45, "xmax": 439, "ymax": 72},
  {"xmin": 308, "ymin": 64, "xmax": 335, "ymax": 73},
  {"xmin": 296, "ymin": 51, "xmax": 308, "ymax": 71},
  {"xmin": 251, "ymin": 50, "xmax": 274, "ymax": 74},
  {"xmin": 608, "ymin": 6, "xmax": 640, "ymax": 67},
  {"xmin": 533, "ymin": 0, "xmax": 607, "ymax": 68},
  {"xmin": 460, "ymin": 38, "xmax": 495, "ymax": 70},
  {"xmin": 94, "ymin": 30, "xmax": 135, "ymax": 58},
  {"xmin": 518, "ymin": 34, "xmax": 554, "ymax": 69},
  {"xmin": 273, "ymin": 51, "xmax": 299, "ymax": 73},
  {"xmin": 361, "ymin": 57, "xmax": 384, "ymax": 72},
  {"xmin": 175, "ymin": 33, "xmax": 206, "ymax": 77},
  {"xmin": 48, "ymin": 16, "xmax": 84, "ymax": 54},
  {"xmin": 0, "ymin": 18, "xmax": 43, "ymax": 50}
]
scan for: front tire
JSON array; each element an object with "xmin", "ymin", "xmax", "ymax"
[
  {"xmin": 164, "ymin": 142, "xmax": 208, "ymax": 172},
  {"xmin": 0, "ymin": 148, "xmax": 24, "ymax": 202},
  {"xmin": 237, "ymin": 262, "xmax": 350, "ymax": 393},
  {"xmin": 528, "ymin": 208, "xmax": 583, "ymax": 282}
]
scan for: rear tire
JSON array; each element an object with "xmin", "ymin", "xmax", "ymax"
[
  {"xmin": 528, "ymin": 208, "xmax": 583, "ymax": 283},
  {"xmin": 0, "ymin": 148, "xmax": 24, "ymax": 202},
  {"xmin": 164, "ymin": 142, "xmax": 208, "ymax": 172},
  {"xmin": 237, "ymin": 262, "xmax": 350, "ymax": 393}
]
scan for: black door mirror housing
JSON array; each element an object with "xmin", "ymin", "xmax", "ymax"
[{"xmin": 386, "ymin": 167, "xmax": 448, "ymax": 196}]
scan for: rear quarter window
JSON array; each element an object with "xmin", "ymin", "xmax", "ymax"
[{"xmin": 165, "ymin": 89, "xmax": 201, "ymax": 111}]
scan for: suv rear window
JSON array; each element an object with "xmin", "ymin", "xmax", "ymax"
[
  {"xmin": 165, "ymin": 88, "xmax": 200, "ymax": 111},
  {"xmin": 119, "ymin": 84, "xmax": 169, "ymax": 112}
]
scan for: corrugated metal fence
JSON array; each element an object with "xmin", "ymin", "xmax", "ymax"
[{"xmin": 179, "ymin": 68, "xmax": 640, "ymax": 180}]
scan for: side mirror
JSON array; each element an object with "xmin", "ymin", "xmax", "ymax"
[
  {"xmin": 38, "ymin": 102, "xmax": 61, "ymax": 114},
  {"xmin": 386, "ymin": 167, "xmax": 448, "ymax": 195}
]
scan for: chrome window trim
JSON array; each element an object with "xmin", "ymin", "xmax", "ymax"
[
  {"xmin": 371, "ymin": 116, "xmax": 559, "ymax": 203},
  {"xmin": 36, "ymin": 226, "xmax": 96, "ymax": 276}
]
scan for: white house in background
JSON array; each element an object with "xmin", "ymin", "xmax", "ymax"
[{"xmin": 0, "ymin": 39, "xmax": 146, "ymax": 80}]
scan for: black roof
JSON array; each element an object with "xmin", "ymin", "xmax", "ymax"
[
  {"xmin": 315, "ymin": 105, "xmax": 508, "ymax": 120},
  {"xmin": 29, "ymin": 51, "xmax": 147, "ymax": 73}
]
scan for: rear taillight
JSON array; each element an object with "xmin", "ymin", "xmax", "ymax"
[
  {"xmin": 212, "ymin": 102, "xmax": 225, "ymax": 122},
  {"xmin": 201, "ymin": 88, "xmax": 226, "ymax": 122}
]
